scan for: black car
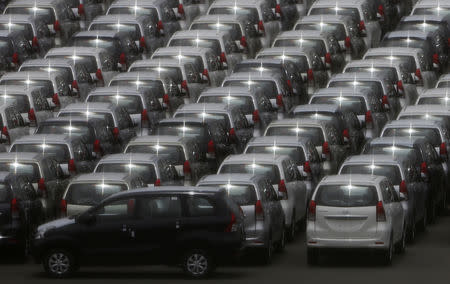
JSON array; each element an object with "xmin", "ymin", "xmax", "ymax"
[
  {"xmin": 0, "ymin": 172, "xmax": 42, "ymax": 256},
  {"xmin": 33, "ymin": 186, "xmax": 244, "ymax": 278}
]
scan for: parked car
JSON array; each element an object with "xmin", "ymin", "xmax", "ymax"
[
  {"xmin": 411, "ymin": 0, "xmax": 450, "ymax": 19},
  {"xmin": 396, "ymin": 105, "xmax": 450, "ymax": 124},
  {"xmin": 416, "ymin": 88, "xmax": 450, "ymax": 105},
  {"xmin": 33, "ymin": 186, "xmax": 245, "ymax": 278},
  {"xmin": 436, "ymin": 74, "xmax": 450, "ymax": 88},
  {"xmin": 0, "ymin": 30, "xmax": 33, "ymax": 71},
  {"xmin": 307, "ymin": 174, "xmax": 406, "ymax": 265},
  {"xmin": 0, "ymin": 101, "xmax": 31, "ymax": 145},
  {"xmin": 197, "ymin": 174, "xmax": 285, "ymax": 262}
]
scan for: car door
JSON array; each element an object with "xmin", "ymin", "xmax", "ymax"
[
  {"xmin": 388, "ymin": 182, "xmax": 404, "ymax": 242},
  {"xmin": 263, "ymin": 179, "xmax": 284, "ymax": 236},
  {"xmin": 380, "ymin": 181, "xmax": 398, "ymax": 240}
]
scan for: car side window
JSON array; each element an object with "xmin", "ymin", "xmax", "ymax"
[
  {"xmin": 94, "ymin": 198, "xmax": 136, "ymax": 222},
  {"xmin": 138, "ymin": 196, "xmax": 182, "ymax": 218},
  {"xmin": 380, "ymin": 182, "xmax": 392, "ymax": 203},
  {"xmin": 283, "ymin": 160, "xmax": 296, "ymax": 182},
  {"xmin": 233, "ymin": 110, "xmax": 249, "ymax": 130},
  {"xmin": 186, "ymin": 196, "xmax": 216, "ymax": 217},
  {"xmin": 389, "ymin": 183, "xmax": 399, "ymax": 202}
]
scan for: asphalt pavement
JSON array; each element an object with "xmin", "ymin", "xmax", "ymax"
[{"xmin": 3, "ymin": 216, "xmax": 450, "ymax": 284}]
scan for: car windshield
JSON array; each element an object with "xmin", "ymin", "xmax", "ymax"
[
  {"xmin": 20, "ymin": 66, "xmax": 74, "ymax": 82},
  {"xmin": 329, "ymin": 81, "xmax": 383, "ymax": 94},
  {"xmin": 363, "ymin": 144, "xmax": 416, "ymax": 160},
  {"xmin": 223, "ymin": 80, "xmax": 278, "ymax": 98},
  {"xmin": 364, "ymin": 55, "xmax": 417, "ymax": 73},
  {"xmin": 47, "ymin": 54, "xmax": 98, "ymax": 73},
  {"xmin": 246, "ymin": 146, "xmax": 306, "ymax": 164},
  {"xmin": 0, "ymin": 162, "xmax": 40, "ymax": 182},
  {"xmin": 169, "ymin": 38, "xmax": 222, "ymax": 56},
  {"xmin": 315, "ymin": 184, "xmax": 378, "ymax": 207},
  {"xmin": 310, "ymin": 96, "xmax": 367, "ymax": 115},
  {"xmin": 73, "ymin": 37, "xmax": 118, "ymax": 52},
  {"xmin": 382, "ymin": 38, "xmax": 426, "ymax": 49},
  {"xmin": 127, "ymin": 67, "xmax": 183, "ymax": 84},
  {"xmin": 65, "ymin": 182, "xmax": 127, "ymax": 206},
  {"xmin": 412, "ymin": 7, "xmax": 450, "ymax": 16},
  {"xmin": 0, "ymin": 79, "xmax": 54, "ymax": 93},
  {"xmin": 258, "ymin": 54, "xmax": 310, "ymax": 72},
  {"xmin": 294, "ymin": 111, "xmax": 336, "ymax": 122},
  {"xmin": 345, "ymin": 67, "xmax": 398, "ymax": 82},
  {"xmin": 153, "ymin": 54, "xmax": 205, "ymax": 71},
  {"xmin": 5, "ymin": 7, "xmax": 55, "ymax": 23},
  {"xmin": 87, "ymin": 95, "xmax": 143, "ymax": 114},
  {"xmin": 309, "ymin": 7, "xmax": 361, "ymax": 22},
  {"xmin": 295, "ymin": 23, "xmax": 346, "ymax": 41},
  {"xmin": 397, "ymin": 21, "xmax": 444, "ymax": 33},
  {"xmin": 198, "ymin": 95, "xmax": 254, "ymax": 114},
  {"xmin": 273, "ymin": 39, "xmax": 326, "ymax": 55},
  {"xmin": 191, "ymin": 23, "xmax": 242, "ymax": 41},
  {"xmin": 209, "ymin": 7, "xmax": 259, "ymax": 24},
  {"xmin": 417, "ymin": 97, "xmax": 450, "ymax": 105},
  {"xmin": 340, "ymin": 165, "xmax": 402, "ymax": 185},
  {"xmin": 36, "ymin": 122, "xmax": 91, "ymax": 138},
  {"xmin": 437, "ymin": 81, "xmax": 450, "ymax": 88},
  {"xmin": 265, "ymin": 126, "xmax": 325, "ymax": 146},
  {"xmin": 0, "ymin": 23, "xmax": 33, "ymax": 39},
  {"xmin": 10, "ymin": 144, "xmax": 70, "ymax": 163},
  {"xmin": 155, "ymin": 122, "xmax": 207, "ymax": 139},
  {"xmin": 95, "ymin": 163, "xmax": 156, "ymax": 185},
  {"xmin": 202, "ymin": 183, "xmax": 257, "ymax": 206},
  {"xmin": 59, "ymin": 112, "xmax": 114, "ymax": 128},
  {"xmin": 382, "ymin": 128, "xmax": 441, "ymax": 146},
  {"xmin": 108, "ymin": 7, "xmax": 158, "ymax": 18},
  {"xmin": 90, "ymin": 23, "xmax": 141, "ymax": 41},
  {"xmin": 219, "ymin": 164, "xmax": 281, "ymax": 184},
  {"xmin": 125, "ymin": 144, "xmax": 185, "ymax": 164}
]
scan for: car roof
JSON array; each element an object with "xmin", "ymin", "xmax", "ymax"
[
  {"xmin": 0, "ymin": 152, "xmax": 45, "ymax": 161},
  {"xmin": 385, "ymin": 30, "xmax": 430, "ymax": 39},
  {"xmin": 193, "ymin": 14, "xmax": 247, "ymax": 24},
  {"xmin": 109, "ymin": 0, "xmax": 165, "ymax": 7},
  {"xmin": 320, "ymin": 174, "xmax": 386, "ymax": 185},
  {"xmin": 153, "ymin": 46, "xmax": 213, "ymax": 56},
  {"xmin": 418, "ymin": 88, "xmax": 450, "ymax": 97},
  {"xmin": 97, "ymin": 153, "xmax": 164, "ymax": 164},
  {"xmin": 70, "ymin": 173, "xmax": 133, "ymax": 183},
  {"xmin": 247, "ymin": 136, "xmax": 311, "ymax": 147},
  {"xmin": 88, "ymin": 87, "xmax": 143, "ymax": 96},
  {"xmin": 267, "ymin": 118, "xmax": 328, "ymax": 127},
  {"xmin": 384, "ymin": 119, "xmax": 443, "ymax": 128},
  {"xmin": 158, "ymin": 117, "xmax": 207, "ymax": 125},
  {"xmin": 345, "ymin": 59, "xmax": 403, "ymax": 69},
  {"xmin": 257, "ymin": 47, "xmax": 313, "ymax": 57},
  {"xmin": 312, "ymin": 0, "xmax": 367, "ymax": 6},
  {"xmin": 105, "ymin": 186, "xmax": 223, "ymax": 201},
  {"xmin": 312, "ymin": 87, "xmax": 373, "ymax": 97},
  {"xmin": 60, "ymin": 102, "xmax": 114, "ymax": 112},
  {"xmin": 222, "ymin": 154, "xmax": 288, "ymax": 164},
  {"xmin": 171, "ymin": 30, "xmax": 228, "ymax": 39},
  {"xmin": 127, "ymin": 135, "xmax": 190, "ymax": 145},
  {"xmin": 176, "ymin": 103, "xmax": 232, "ymax": 113},
  {"xmin": 369, "ymin": 136, "xmax": 426, "ymax": 146},
  {"xmin": 46, "ymin": 47, "xmax": 108, "ymax": 56},
  {"xmin": 365, "ymin": 47, "xmax": 423, "ymax": 56},
  {"xmin": 342, "ymin": 154, "xmax": 402, "ymax": 165},
  {"xmin": 298, "ymin": 14, "xmax": 351, "ymax": 24},
  {"xmin": 130, "ymin": 58, "xmax": 191, "ymax": 68},
  {"xmin": 413, "ymin": 0, "xmax": 450, "ymax": 8},
  {"xmin": 276, "ymin": 30, "xmax": 326, "ymax": 39},
  {"xmin": 402, "ymin": 15, "xmax": 448, "ymax": 22},
  {"xmin": 90, "ymin": 14, "xmax": 145, "ymax": 24},
  {"xmin": 210, "ymin": 0, "xmax": 265, "ymax": 7},
  {"xmin": 399, "ymin": 105, "xmax": 450, "ymax": 115},
  {"xmin": 111, "ymin": 71, "xmax": 167, "ymax": 81},
  {"xmin": 1, "ymin": 71, "xmax": 59, "ymax": 80},
  {"xmin": 238, "ymin": 58, "xmax": 287, "ymax": 65},
  {"xmin": 224, "ymin": 71, "xmax": 282, "ymax": 81},
  {"xmin": 12, "ymin": 134, "xmax": 76, "ymax": 144},
  {"xmin": 293, "ymin": 104, "xmax": 340, "ymax": 113},
  {"xmin": 330, "ymin": 72, "xmax": 386, "ymax": 81},
  {"xmin": 200, "ymin": 86, "xmax": 257, "ymax": 96},
  {"xmin": 74, "ymin": 30, "xmax": 120, "ymax": 38},
  {"xmin": 198, "ymin": 173, "xmax": 264, "ymax": 184},
  {"xmin": 21, "ymin": 58, "xmax": 75, "ymax": 68}
]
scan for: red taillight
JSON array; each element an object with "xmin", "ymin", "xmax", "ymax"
[
  {"xmin": 240, "ymin": 36, "xmax": 247, "ymax": 48},
  {"xmin": 11, "ymin": 197, "xmax": 19, "ymax": 217},
  {"xmin": 93, "ymin": 139, "xmax": 101, "ymax": 153},
  {"xmin": 183, "ymin": 160, "xmax": 191, "ymax": 174},
  {"xmin": 78, "ymin": 3, "xmax": 84, "ymax": 15},
  {"xmin": 276, "ymin": 94, "xmax": 283, "ymax": 107},
  {"xmin": 12, "ymin": 52, "xmax": 18, "ymax": 64},
  {"xmin": 415, "ymin": 68, "xmax": 422, "ymax": 80},
  {"xmin": 202, "ymin": 68, "xmax": 209, "ymax": 80},
  {"xmin": 382, "ymin": 95, "xmax": 390, "ymax": 107},
  {"xmin": 308, "ymin": 200, "xmax": 316, "ymax": 221},
  {"xmin": 163, "ymin": 94, "xmax": 170, "ymax": 105},
  {"xmin": 119, "ymin": 52, "xmax": 126, "ymax": 65},
  {"xmin": 307, "ymin": 69, "xmax": 314, "ymax": 81},
  {"xmin": 141, "ymin": 109, "xmax": 148, "ymax": 121},
  {"xmin": 365, "ymin": 110, "xmax": 373, "ymax": 124},
  {"xmin": 139, "ymin": 36, "xmax": 146, "ymax": 50},
  {"xmin": 400, "ymin": 180, "xmax": 408, "ymax": 196},
  {"xmin": 255, "ymin": 200, "xmax": 264, "ymax": 221},
  {"xmin": 433, "ymin": 53, "xmax": 440, "ymax": 64},
  {"xmin": 68, "ymin": 159, "xmax": 76, "ymax": 174},
  {"xmin": 32, "ymin": 36, "xmax": 39, "ymax": 48},
  {"xmin": 342, "ymin": 128, "xmax": 349, "ymax": 140},
  {"xmin": 440, "ymin": 142, "xmax": 448, "ymax": 157},
  {"xmin": 376, "ymin": 201, "xmax": 386, "ymax": 222},
  {"xmin": 157, "ymin": 20, "xmax": 163, "ymax": 31},
  {"xmin": 252, "ymin": 109, "xmax": 260, "ymax": 123},
  {"xmin": 60, "ymin": 199, "xmax": 67, "ymax": 215},
  {"xmin": 72, "ymin": 80, "xmax": 79, "ymax": 91},
  {"xmin": 52, "ymin": 93, "xmax": 60, "ymax": 106},
  {"xmin": 275, "ymin": 4, "xmax": 282, "ymax": 14},
  {"xmin": 96, "ymin": 68, "xmax": 103, "ymax": 81},
  {"xmin": 322, "ymin": 141, "xmax": 330, "ymax": 155},
  {"xmin": 378, "ymin": 4, "xmax": 384, "ymax": 16},
  {"xmin": 28, "ymin": 108, "xmax": 36, "ymax": 121},
  {"xmin": 207, "ymin": 139, "xmax": 215, "ymax": 153},
  {"xmin": 1, "ymin": 126, "xmax": 9, "ymax": 143},
  {"xmin": 421, "ymin": 161, "xmax": 428, "ymax": 175},
  {"xmin": 178, "ymin": 3, "xmax": 185, "ymax": 14},
  {"xmin": 287, "ymin": 79, "xmax": 293, "ymax": 93},
  {"xmin": 258, "ymin": 20, "xmax": 265, "ymax": 32},
  {"xmin": 325, "ymin": 52, "xmax": 332, "ymax": 64},
  {"xmin": 181, "ymin": 80, "xmax": 188, "ymax": 91},
  {"xmin": 345, "ymin": 36, "xmax": 351, "ymax": 49},
  {"xmin": 38, "ymin": 178, "xmax": 46, "ymax": 195},
  {"xmin": 220, "ymin": 52, "xmax": 227, "ymax": 63},
  {"xmin": 113, "ymin": 127, "xmax": 119, "ymax": 139},
  {"xmin": 225, "ymin": 212, "xmax": 237, "ymax": 232},
  {"xmin": 54, "ymin": 20, "xmax": 60, "ymax": 32},
  {"xmin": 229, "ymin": 128, "xmax": 236, "ymax": 142},
  {"xmin": 359, "ymin": 20, "xmax": 366, "ymax": 31},
  {"xmin": 303, "ymin": 161, "xmax": 311, "ymax": 173},
  {"xmin": 154, "ymin": 179, "xmax": 161, "ymax": 186},
  {"xmin": 397, "ymin": 80, "xmax": 404, "ymax": 92},
  {"xmin": 278, "ymin": 179, "xmax": 287, "ymax": 194}
]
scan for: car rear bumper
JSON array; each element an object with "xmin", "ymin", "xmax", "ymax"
[{"xmin": 306, "ymin": 237, "xmax": 390, "ymax": 249}]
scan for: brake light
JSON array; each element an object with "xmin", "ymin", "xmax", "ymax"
[
  {"xmin": 229, "ymin": 127, "xmax": 236, "ymax": 138},
  {"xmin": 359, "ymin": 20, "xmax": 366, "ymax": 31},
  {"xmin": 345, "ymin": 36, "xmax": 351, "ymax": 49},
  {"xmin": 178, "ymin": 3, "xmax": 185, "ymax": 14},
  {"xmin": 71, "ymin": 80, "xmax": 79, "ymax": 92},
  {"xmin": 202, "ymin": 69, "xmax": 210, "ymax": 80},
  {"xmin": 38, "ymin": 178, "xmax": 46, "ymax": 195},
  {"xmin": 240, "ymin": 36, "xmax": 247, "ymax": 48},
  {"xmin": 378, "ymin": 4, "xmax": 384, "ymax": 16},
  {"xmin": 52, "ymin": 93, "xmax": 60, "ymax": 106},
  {"xmin": 304, "ymin": 161, "xmax": 311, "ymax": 173},
  {"xmin": 276, "ymin": 94, "xmax": 283, "ymax": 107},
  {"xmin": 96, "ymin": 68, "xmax": 103, "ymax": 81},
  {"xmin": 275, "ymin": 4, "xmax": 282, "ymax": 14},
  {"xmin": 365, "ymin": 110, "xmax": 373, "ymax": 127},
  {"xmin": 181, "ymin": 80, "xmax": 188, "ymax": 91},
  {"xmin": 54, "ymin": 20, "xmax": 60, "ymax": 32},
  {"xmin": 433, "ymin": 53, "xmax": 440, "ymax": 64},
  {"xmin": 68, "ymin": 159, "xmax": 76, "ymax": 174},
  {"xmin": 440, "ymin": 142, "xmax": 447, "ymax": 157},
  {"xmin": 400, "ymin": 180, "xmax": 408, "ymax": 196},
  {"xmin": 322, "ymin": 141, "xmax": 330, "ymax": 154},
  {"xmin": 78, "ymin": 4, "xmax": 84, "ymax": 15},
  {"xmin": 11, "ymin": 198, "xmax": 19, "ymax": 218},
  {"xmin": 139, "ymin": 36, "xmax": 146, "ymax": 50},
  {"xmin": 252, "ymin": 110, "xmax": 260, "ymax": 123},
  {"xmin": 325, "ymin": 52, "xmax": 332, "ymax": 64},
  {"xmin": 278, "ymin": 179, "xmax": 287, "ymax": 199},
  {"xmin": 154, "ymin": 179, "xmax": 161, "ymax": 186},
  {"xmin": 93, "ymin": 139, "xmax": 102, "ymax": 154},
  {"xmin": 255, "ymin": 200, "xmax": 264, "ymax": 221},
  {"xmin": 12, "ymin": 52, "xmax": 18, "ymax": 64},
  {"xmin": 141, "ymin": 109, "xmax": 148, "ymax": 121},
  {"xmin": 287, "ymin": 79, "xmax": 293, "ymax": 93},
  {"xmin": 113, "ymin": 127, "xmax": 119, "ymax": 139},
  {"xmin": 415, "ymin": 68, "xmax": 422, "ymax": 80},
  {"xmin": 397, "ymin": 80, "xmax": 404, "ymax": 92},
  {"xmin": 382, "ymin": 95, "xmax": 390, "ymax": 107},
  {"xmin": 60, "ymin": 199, "xmax": 67, "ymax": 216},
  {"xmin": 207, "ymin": 139, "xmax": 215, "ymax": 153},
  {"xmin": 163, "ymin": 94, "xmax": 170, "ymax": 105},
  {"xmin": 119, "ymin": 52, "xmax": 126, "ymax": 65},
  {"xmin": 1, "ymin": 126, "xmax": 9, "ymax": 143},
  {"xmin": 32, "ymin": 36, "xmax": 39, "ymax": 48},
  {"xmin": 225, "ymin": 212, "xmax": 237, "ymax": 232},
  {"xmin": 258, "ymin": 20, "xmax": 265, "ymax": 32},
  {"xmin": 308, "ymin": 200, "xmax": 316, "ymax": 221},
  {"xmin": 376, "ymin": 201, "xmax": 386, "ymax": 222},
  {"xmin": 157, "ymin": 20, "xmax": 163, "ymax": 31},
  {"xmin": 342, "ymin": 128, "xmax": 349, "ymax": 141},
  {"xmin": 28, "ymin": 108, "xmax": 36, "ymax": 121},
  {"xmin": 421, "ymin": 161, "xmax": 428, "ymax": 176},
  {"xmin": 183, "ymin": 160, "xmax": 191, "ymax": 174},
  {"xmin": 307, "ymin": 69, "xmax": 314, "ymax": 81},
  {"xmin": 220, "ymin": 52, "xmax": 227, "ymax": 63}
]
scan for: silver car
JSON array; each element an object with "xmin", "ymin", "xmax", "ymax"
[
  {"xmin": 0, "ymin": 101, "xmax": 31, "ymax": 145},
  {"xmin": 436, "ymin": 73, "xmax": 450, "ymax": 88},
  {"xmin": 416, "ymin": 88, "xmax": 450, "ymax": 105}
]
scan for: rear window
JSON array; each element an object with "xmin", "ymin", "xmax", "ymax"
[
  {"xmin": 309, "ymin": 7, "xmax": 360, "ymax": 22},
  {"xmin": 437, "ymin": 81, "xmax": 450, "ymax": 88},
  {"xmin": 328, "ymin": 81, "xmax": 383, "ymax": 95},
  {"xmin": 0, "ymin": 23, "xmax": 33, "ymax": 39},
  {"xmin": 246, "ymin": 146, "xmax": 306, "ymax": 164},
  {"xmin": 59, "ymin": 112, "xmax": 115, "ymax": 129},
  {"xmin": 345, "ymin": 67, "xmax": 398, "ymax": 82},
  {"xmin": 0, "ymin": 79, "xmax": 54, "ymax": 93},
  {"xmin": 209, "ymin": 7, "xmax": 259, "ymax": 24},
  {"xmin": 0, "ymin": 162, "xmax": 40, "ymax": 182},
  {"xmin": 315, "ymin": 184, "xmax": 378, "ymax": 207},
  {"xmin": 36, "ymin": 122, "xmax": 92, "ymax": 139},
  {"xmin": 191, "ymin": 23, "xmax": 242, "ymax": 41},
  {"xmin": 174, "ymin": 112, "xmax": 230, "ymax": 129},
  {"xmin": 108, "ymin": 7, "xmax": 158, "ymax": 18},
  {"xmin": 95, "ymin": 163, "xmax": 157, "ymax": 185},
  {"xmin": 73, "ymin": 37, "xmax": 118, "ymax": 52},
  {"xmin": 219, "ymin": 164, "xmax": 281, "ymax": 184},
  {"xmin": 10, "ymin": 144, "xmax": 70, "ymax": 163},
  {"xmin": 125, "ymin": 144, "xmax": 185, "ymax": 164},
  {"xmin": 5, "ymin": 7, "xmax": 55, "ymax": 23},
  {"xmin": 197, "ymin": 95, "xmax": 254, "ymax": 114},
  {"xmin": 87, "ymin": 95, "xmax": 143, "ymax": 114},
  {"xmin": 65, "ymin": 183, "xmax": 127, "ymax": 206},
  {"xmin": 169, "ymin": 38, "xmax": 222, "ymax": 56},
  {"xmin": 417, "ymin": 97, "xmax": 450, "ymax": 105},
  {"xmin": 127, "ymin": 67, "xmax": 183, "ymax": 84},
  {"xmin": 397, "ymin": 21, "xmax": 445, "ymax": 33},
  {"xmin": 382, "ymin": 38, "xmax": 425, "ymax": 49},
  {"xmin": 294, "ymin": 111, "xmax": 336, "ymax": 122},
  {"xmin": 90, "ymin": 23, "xmax": 141, "ymax": 41},
  {"xmin": 310, "ymin": 96, "xmax": 367, "ymax": 115},
  {"xmin": 273, "ymin": 39, "xmax": 326, "ymax": 55},
  {"xmin": 340, "ymin": 165, "xmax": 402, "ymax": 185},
  {"xmin": 363, "ymin": 144, "xmax": 416, "ymax": 161},
  {"xmin": 412, "ymin": 7, "xmax": 450, "ymax": 16},
  {"xmin": 295, "ymin": 23, "xmax": 346, "ymax": 41},
  {"xmin": 364, "ymin": 55, "xmax": 417, "ymax": 73},
  {"xmin": 382, "ymin": 128, "xmax": 441, "ymax": 146},
  {"xmin": 223, "ymin": 80, "xmax": 277, "ymax": 98},
  {"xmin": 47, "ymin": 55, "xmax": 98, "ymax": 73},
  {"xmin": 20, "ymin": 66, "xmax": 74, "ymax": 82},
  {"xmin": 155, "ymin": 122, "xmax": 206, "ymax": 140},
  {"xmin": 258, "ymin": 54, "xmax": 310, "ymax": 72},
  {"xmin": 265, "ymin": 126, "xmax": 324, "ymax": 146},
  {"xmin": 186, "ymin": 196, "xmax": 216, "ymax": 217},
  {"xmin": 201, "ymin": 184, "xmax": 257, "ymax": 206}
]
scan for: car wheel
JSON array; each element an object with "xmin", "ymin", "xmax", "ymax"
[
  {"xmin": 381, "ymin": 236, "xmax": 393, "ymax": 266},
  {"xmin": 276, "ymin": 225, "xmax": 286, "ymax": 252},
  {"xmin": 287, "ymin": 211, "xmax": 296, "ymax": 242},
  {"xmin": 407, "ymin": 218, "xmax": 416, "ymax": 243},
  {"xmin": 261, "ymin": 235, "xmax": 273, "ymax": 265},
  {"xmin": 396, "ymin": 227, "xmax": 406, "ymax": 254},
  {"xmin": 307, "ymin": 248, "xmax": 318, "ymax": 266},
  {"xmin": 183, "ymin": 249, "xmax": 213, "ymax": 278},
  {"xmin": 43, "ymin": 249, "xmax": 76, "ymax": 278}
]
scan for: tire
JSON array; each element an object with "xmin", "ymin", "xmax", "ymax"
[
  {"xmin": 407, "ymin": 219, "xmax": 416, "ymax": 243},
  {"xmin": 275, "ymin": 226, "xmax": 286, "ymax": 253},
  {"xmin": 395, "ymin": 227, "xmax": 406, "ymax": 254},
  {"xmin": 306, "ymin": 248, "xmax": 318, "ymax": 266},
  {"xmin": 182, "ymin": 249, "xmax": 213, "ymax": 278},
  {"xmin": 287, "ymin": 211, "xmax": 296, "ymax": 242},
  {"xmin": 260, "ymin": 235, "xmax": 273, "ymax": 265},
  {"xmin": 42, "ymin": 249, "xmax": 77, "ymax": 278},
  {"xmin": 381, "ymin": 236, "xmax": 393, "ymax": 266}
]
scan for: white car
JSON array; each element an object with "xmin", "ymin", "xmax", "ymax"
[{"xmin": 306, "ymin": 174, "xmax": 406, "ymax": 265}]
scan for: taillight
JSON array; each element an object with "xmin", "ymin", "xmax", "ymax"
[
  {"xmin": 307, "ymin": 69, "xmax": 314, "ymax": 81},
  {"xmin": 157, "ymin": 20, "xmax": 163, "ymax": 31},
  {"xmin": 342, "ymin": 128, "xmax": 349, "ymax": 141},
  {"xmin": 60, "ymin": 199, "xmax": 67, "ymax": 216},
  {"xmin": 119, "ymin": 52, "xmax": 126, "ymax": 65},
  {"xmin": 93, "ymin": 139, "xmax": 102, "ymax": 154},
  {"xmin": 96, "ymin": 68, "xmax": 103, "ymax": 81},
  {"xmin": 255, "ymin": 200, "xmax": 264, "ymax": 221},
  {"xmin": 382, "ymin": 95, "xmax": 390, "ymax": 108},
  {"xmin": 229, "ymin": 128, "xmax": 236, "ymax": 143},
  {"xmin": 202, "ymin": 68, "xmax": 210, "ymax": 80},
  {"xmin": 252, "ymin": 110, "xmax": 260, "ymax": 123},
  {"xmin": 113, "ymin": 127, "xmax": 119, "ymax": 139},
  {"xmin": 275, "ymin": 4, "xmax": 282, "ymax": 14},
  {"xmin": 12, "ymin": 52, "xmax": 18, "ymax": 64},
  {"xmin": 345, "ymin": 36, "xmax": 351, "ymax": 49},
  {"xmin": 220, "ymin": 52, "xmax": 227, "ymax": 63},
  {"xmin": 440, "ymin": 142, "xmax": 448, "ymax": 158},
  {"xmin": 154, "ymin": 179, "xmax": 161, "ymax": 186},
  {"xmin": 181, "ymin": 80, "xmax": 188, "ymax": 92},
  {"xmin": 359, "ymin": 20, "xmax": 366, "ymax": 31},
  {"xmin": 433, "ymin": 53, "xmax": 440, "ymax": 64},
  {"xmin": 207, "ymin": 139, "xmax": 215, "ymax": 153},
  {"xmin": 38, "ymin": 178, "xmax": 46, "ymax": 196},
  {"xmin": 308, "ymin": 200, "xmax": 316, "ymax": 221},
  {"xmin": 278, "ymin": 179, "xmax": 288, "ymax": 199},
  {"xmin": 183, "ymin": 160, "xmax": 191, "ymax": 174},
  {"xmin": 303, "ymin": 161, "xmax": 311, "ymax": 173},
  {"xmin": 258, "ymin": 20, "xmax": 265, "ymax": 33},
  {"xmin": 178, "ymin": 3, "xmax": 185, "ymax": 14},
  {"xmin": 72, "ymin": 80, "xmax": 79, "ymax": 91},
  {"xmin": 365, "ymin": 110, "xmax": 373, "ymax": 128},
  {"xmin": 139, "ymin": 36, "xmax": 146, "ymax": 50},
  {"xmin": 225, "ymin": 212, "xmax": 237, "ymax": 232},
  {"xmin": 378, "ymin": 4, "xmax": 384, "ymax": 16},
  {"xmin": 400, "ymin": 180, "xmax": 408, "ymax": 196},
  {"xmin": 397, "ymin": 80, "xmax": 404, "ymax": 92},
  {"xmin": 421, "ymin": 161, "xmax": 428, "ymax": 176},
  {"xmin": 325, "ymin": 52, "xmax": 331, "ymax": 64},
  {"xmin": 322, "ymin": 141, "xmax": 330, "ymax": 160},
  {"xmin": 286, "ymin": 79, "xmax": 293, "ymax": 93},
  {"xmin": 376, "ymin": 201, "xmax": 386, "ymax": 222},
  {"xmin": 415, "ymin": 68, "xmax": 422, "ymax": 80},
  {"xmin": 276, "ymin": 94, "xmax": 283, "ymax": 107},
  {"xmin": 448, "ymin": 38, "xmax": 450, "ymax": 48},
  {"xmin": 32, "ymin": 36, "xmax": 39, "ymax": 48},
  {"xmin": 78, "ymin": 3, "xmax": 85, "ymax": 15},
  {"xmin": 28, "ymin": 108, "xmax": 36, "ymax": 121},
  {"xmin": 1, "ymin": 126, "xmax": 9, "ymax": 143},
  {"xmin": 11, "ymin": 198, "xmax": 19, "ymax": 218},
  {"xmin": 68, "ymin": 159, "xmax": 76, "ymax": 174},
  {"xmin": 141, "ymin": 109, "xmax": 148, "ymax": 121},
  {"xmin": 163, "ymin": 94, "xmax": 170, "ymax": 105},
  {"xmin": 52, "ymin": 93, "xmax": 60, "ymax": 106},
  {"xmin": 54, "ymin": 20, "xmax": 60, "ymax": 32},
  {"xmin": 240, "ymin": 36, "xmax": 247, "ymax": 48}
]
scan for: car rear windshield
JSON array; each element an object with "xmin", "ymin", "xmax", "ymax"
[
  {"xmin": 295, "ymin": 23, "xmax": 346, "ymax": 41},
  {"xmin": 125, "ymin": 144, "xmax": 185, "ymax": 164},
  {"xmin": 382, "ymin": 128, "xmax": 441, "ymax": 146},
  {"xmin": 65, "ymin": 182, "xmax": 127, "ymax": 206},
  {"xmin": 0, "ymin": 79, "xmax": 54, "ymax": 93},
  {"xmin": 382, "ymin": 38, "xmax": 425, "ymax": 49},
  {"xmin": 0, "ymin": 23, "xmax": 33, "ymax": 39},
  {"xmin": 364, "ymin": 55, "xmax": 417, "ymax": 73},
  {"xmin": 219, "ymin": 164, "xmax": 281, "ymax": 185},
  {"xmin": 315, "ymin": 184, "xmax": 378, "ymax": 207},
  {"xmin": 265, "ymin": 126, "xmax": 324, "ymax": 146},
  {"xmin": 246, "ymin": 146, "xmax": 306, "ymax": 164},
  {"xmin": 273, "ymin": 39, "xmax": 326, "ymax": 55},
  {"xmin": 73, "ymin": 37, "xmax": 118, "ymax": 52},
  {"xmin": 127, "ymin": 67, "xmax": 183, "ymax": 84},
  {"xmin": 201, "ymin": 184, "xmax": 257, "ymax": 206},
  {"xmin": 95, "ymin": 163, "xmax": 157, "ymax": 185},
  {"xmin": 90, "ymin": 23, "xmax": 141, "ymax": 41},
  {"xmin": 397, "ymin": 21, "xmax": 445, "ymax": 33},
  {"xmin": 345, "ymin": 67, "xmax": 398, "ymax": 82},
  {"xmin": 198, "ymin": 95, "xmax": 255, "ymax": 114},
  {"xmin": 437, "ymin": 81, "xmax": 450, "ymax": 88},
  {"xmin": 47, "ymin": 55, "xmax": 98, "ymax": 73},
  {"xmin": 328, "ymin": 81, "xmax": 383, "ymax": 95},
  {"xmin": 223, "ymin": 80, "xmax": 278, "ymax": 98},
  {"xmin": 234, "ymin": 63, "xmax": 282, "ymax": 74},
  {"xmin": 169, "ymin": 38, "xmax": 222, "ymax": 56},
  {"xmin": 258, "ymin": 54, "xmax": 310, "ymax": 72},
  {"xmin": 36, "ymin": 122, "xmax": 92, "ymax": 139},
  {"xmin": 363, "ymin": 144, "xmax": 416, "ymax": 161},
  {"xmin": 153, "ymin": 54, "xmax": 205, "ymax": 71},
  {"xmin": 191, "ymin": 23, "xmax": 242, "ymax": 41},
  {"xmin": 309, "ymin": 7, "xmax": 361, "ymax": 22},
  {"xmin": 209, "ymin": 7, "xmax": 259, "ymax": 24},
  {"xmin": 0, "ymin": 162, "xmax": 40, "ymax": 182},
  {"xmin": 59, "ymin": 112, "xmax": 115, "ymax": 129},
  {"xmin": 340, "ymin": 165, "xmax": 402, "ymax": 185},
  {"xmin": 108, "ymin": 7, "xmax": 158, "ymax": 18},
  {"xmin": 87, "ymin": 95, "xmax": 143, "ymax": 114},
  {"xmin": 412, "ymin": 7, "xmax": 450, "ymax": 16},
  {"xmin": 174, "ymin": 112, "xmax": 231, "ymax": 129},
  {"xmin": 10, "ymin": 144, "xmax": 71, "ymax": 163},
  {"xmin": 155, "ymin": 122, "xmax": 206, "ymax": 139},
  {"xmin": 294, "ymin": 111, "xmax": 336, "ymax": 122},
  {"xmin": 20, "ymin": 66, "xmax": 74, "ymax": 82},
  {"xmin": 310, "ymin": 96, "xmax": 367, "ymax": 115},
  {"xmin": 5, "ymin": 7, "xmax": 55, "ymax": 23},
  {"xmin": 417, "ymin": 97, "xmax": 450, "ymax": 105}
]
